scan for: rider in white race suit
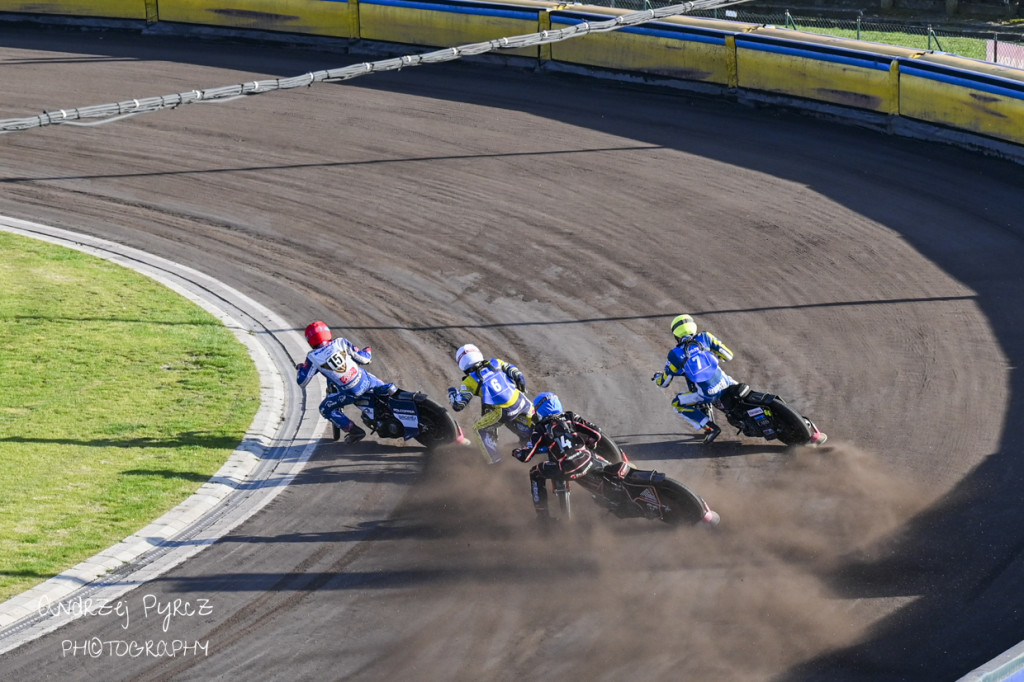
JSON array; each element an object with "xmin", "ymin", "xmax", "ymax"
[{"xmin": 296, "ymin": 320, "xmax": 395, "ymax": 444}]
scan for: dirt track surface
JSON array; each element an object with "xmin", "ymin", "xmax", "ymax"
[{"xmin": 3, "ymin": 25, "xmax": 1024, "ymax": 682}]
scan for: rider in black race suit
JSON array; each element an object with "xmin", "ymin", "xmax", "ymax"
[{"xmin": 512, "ymin": 392, "xmax": 623, "ymax": 521}]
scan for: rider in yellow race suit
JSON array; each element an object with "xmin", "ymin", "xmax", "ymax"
[{"xmin": 448, "ymin": 343, "xmax": 533, "ymax": 464}]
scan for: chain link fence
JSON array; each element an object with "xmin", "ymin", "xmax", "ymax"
[{"xmin": 585, "ymin": 2, "xmax": 1024, "ymax": 66}]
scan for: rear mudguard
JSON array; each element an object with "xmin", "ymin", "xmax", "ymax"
[
  {"xmin": 624, "ymin": 469, "xmax": 666, "ymax": 485},
  {"xmin": 718, "ymin": 383, "xmax": 815, "ymax": 445}
]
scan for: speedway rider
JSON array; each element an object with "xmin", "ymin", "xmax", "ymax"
[
  {"xmin": 512, "ymin": 392, "xmax": 625, "ymax": 522},
  {"xmin": 296, "ymin": 320, "xmax": 396, "ymax": 445},
  {"xmin": 448, "ymin": 343, "xmax": 531, "ymax": 464},
  {"xmin": 652, "ymin": 314, "xmax": 737, "ymax": 444}
]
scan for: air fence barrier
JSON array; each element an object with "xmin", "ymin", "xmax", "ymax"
[
  {"xmin": 3, "ymin": 0, "xmax": 1024, "ymax": 161},
  {"xmin": 1, "ymin": 0, "xmax": 1024, "ymax": 677},
  {"xmin": 592, "ymin": 2, "xmax": 1024, "ymax": 64}
]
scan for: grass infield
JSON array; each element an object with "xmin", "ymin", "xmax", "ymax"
[
  {"xmin": 805, "ymin": 27, "xmax": 988, "ymax": 60},
  {"xmin": 0, "ymin": 231, "xmax": 260, "ymax": 603}
]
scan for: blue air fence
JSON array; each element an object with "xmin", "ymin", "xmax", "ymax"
[{"xmin": 589, "ymin": 2, "xmax": 1024, "ymax": 66}]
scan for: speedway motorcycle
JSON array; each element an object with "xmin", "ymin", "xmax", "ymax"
[
  {"xmin": 327, "ymin": 384, "xmax": 466, "ymax": 448},
  {"xmin": 704, "ymin": 382, "xmax": 826, "ymax": 446},
  {"xmin": 550, "ymin": 452, "xmax": 719, "ymax": 527}
]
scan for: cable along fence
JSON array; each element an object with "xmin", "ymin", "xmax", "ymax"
[{"xmin": 0, "ymin": 0, "xmax": 751, "ymax": 133}]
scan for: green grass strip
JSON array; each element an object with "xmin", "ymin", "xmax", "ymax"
[
  {"xmin": 0, "ymin": 232, "xmax": 259, "ymax": 602},
  {"xmin": 798, "ymin": 27, "xmax": 989, "ymax": 60}
]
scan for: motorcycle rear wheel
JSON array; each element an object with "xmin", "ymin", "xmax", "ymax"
[
  {"xmin": 657, "ymin": 479, "xmax": 712, "ymax": 526},
  {"xmin": 414, "ymin": 398, "xmax": 459, "ymax": 448},
  {"xmin": 768, "ymin": 398, "xmax": 814, "ymax": 445},
  {"xmin": 594, "ymin": 434, "xmax": 623, "ymax": 464}
]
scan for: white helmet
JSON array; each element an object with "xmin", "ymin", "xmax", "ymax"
[{"xmin": 456, "ymin": 344, "xmax": 484, "ymax": 372}]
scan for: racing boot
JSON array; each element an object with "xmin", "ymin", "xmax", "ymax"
[
  {"xmin": 342, "ymin": 423, "xmax": 366, "ymax": 445},
  {"xmin": 702, "ymin": 421, "xmax": 721, "ymax": 444}
]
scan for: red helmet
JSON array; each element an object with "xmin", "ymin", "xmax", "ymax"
[{"xmin": 304, "ymin": 321, "xmax": 332, "ymax": 348}]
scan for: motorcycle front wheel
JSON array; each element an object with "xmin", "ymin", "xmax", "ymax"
[{"xmin": 553, "ymin": 479, "xmax": 572, "ymax": 521}]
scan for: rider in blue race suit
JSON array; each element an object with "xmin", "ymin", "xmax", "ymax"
[
  {"xmin": 652, "ymin": 314, "xmax": 736, "ymax": 444},
  {"xmin": 296, "ymin": 320, "xmax": 396, "ymax": 445},
  {"xmin": 448, "ymin": 343, "xmax": 532, "ymax": 464}
]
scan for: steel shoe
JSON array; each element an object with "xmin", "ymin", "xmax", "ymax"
[
  {"xmin": 702, "ymin": 422, "xmax": 721, "ymax": 444},
  {"xmin": 343, "ymin": 425, "xmax": 366, "ymax": 445}
]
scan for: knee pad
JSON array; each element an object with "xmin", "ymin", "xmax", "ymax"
[
  {"xmin": 673, "ymin": 406, "xmax": 705, "ymax": 431},
  {"xmin": 327, "ymin": 409, "xmax": 352, "ymax": 429}
]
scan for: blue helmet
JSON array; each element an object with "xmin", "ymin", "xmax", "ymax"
[{"xmin": 533, "ymin": 392, "xmax": 563, "ymax": 420}]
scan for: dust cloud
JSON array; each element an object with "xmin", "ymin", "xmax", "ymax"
[{"xmin": 370, "ymin": 440, "xmax": 939, "ymax": 681}]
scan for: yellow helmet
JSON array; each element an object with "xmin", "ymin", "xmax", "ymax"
[{"xmin": 671, "ymin": 314, "xmax": 697, "ymax": 340}]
